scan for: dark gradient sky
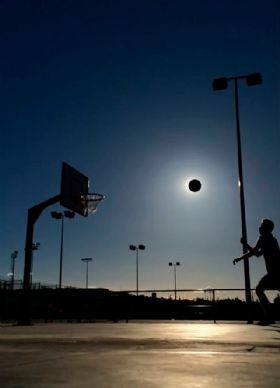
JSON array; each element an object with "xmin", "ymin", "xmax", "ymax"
[{"xmin": 1, "ymin": 0, "xmax": 280, "ymax": 292}]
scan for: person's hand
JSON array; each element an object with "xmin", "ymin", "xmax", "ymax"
[{"xmin": 233, "ymin": 258, "xmax": 240, "ymax": 265}]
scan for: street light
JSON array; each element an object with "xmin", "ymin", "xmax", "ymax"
[
  {"xmin": 212, "ymin": 72, "xmax": 262, "ymax": 323},
  {"xmin": 31, "ymin": 242, "xmax": 40, "ymax": 286},
  {"xmin": 81, "ymin": 258, "xmax": 93, "ymax": 289},
  {"xmin": 129, "ymin": 244, "xmax": 146, "ymax": 296},
  {"xmin": 10, "ymin": 250, "xmax": 18, "ymax": 290},
  {"xmin": 169, "ymin": 262, "xmax": 180, "ymax": 300},
  {"xmin": 51, "ymin": 210, "xmax": 75, "ymax": 288}
]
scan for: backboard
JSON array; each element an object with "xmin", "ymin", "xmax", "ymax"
[{"xmin": 60, "ymin": 162, "xmax": 89, "ymax": 216}]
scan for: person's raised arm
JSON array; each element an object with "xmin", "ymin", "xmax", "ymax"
[
  {"xmin": 233, "ymin": 238, "xmax": 262, "ymax": 265},
  {"xmin": 233, "ymin": 251, "xmax": 253, "ymax": 265}
]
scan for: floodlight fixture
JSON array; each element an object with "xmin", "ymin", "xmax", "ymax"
[
  {"xmin": 81, "ymin": 258, "xmax": 93, "ymax": 289},
  {"xmin": 30, "ymin": 242, "xmax": 40, "ymax": 285},
  {"xmin": 212, "ymin": 73, "xmax": 262, "ymax": 91},
  {"xmin": 246, "ymin": 72, "xmax": 262, "ymax": 86},
  {"xmin": 10, "ymin": 250, "xmax": 18, "ymax": 290},
  {"xmin": 64, "ymin": 210, "xmax": 75, "ymax": 219},
  {"xmin": 212, "ymin": 77, "xmax": 228, "ymax": 91},
  {"xmin": 51, "ymin": 210, "xmax": 75, "ymax": 288},
  {"xmin": 168, "ymin": 261, "xmax": 181, "ymax": 300},
  {"xmin": 32, "ymin": 242, "xmax": 40, "ymax": 250},
  {"xmin": 129, "ymin": 243, "xmax": 146, "ymax": 295},
  {"xmin": 51, "ymin": 211, "xmax": 63, "ymax": 219}
]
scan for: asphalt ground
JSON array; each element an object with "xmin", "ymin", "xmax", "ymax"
[{"xmin": 0, "ymin": 321, "xmax": 280, "ymax": 387}]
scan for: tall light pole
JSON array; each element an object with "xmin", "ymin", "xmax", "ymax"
[
  {"xmin": 10, "ymin": 250, "xmax": 18, "ymax": 289},
  {"xmin": 81, "ymin": 258, "xmax": 93, "ymax": 289},
  {"xmin": 212, "ymin": 72, "xmax": 262, "ymax": 323},
  {"xmin": 169, "ymin": 262, "xmax": 180, "ymax": 300},
  {"xmin": 51, "ymin": 210, "xmax": 75, "ymax": 288},
  {"xmin": 129, "ymin": 244, "xmax": 146, "ymax": 296},
  {"xmin": 31, "ymin": 242, "xmax": 40, "ymax": 286}
]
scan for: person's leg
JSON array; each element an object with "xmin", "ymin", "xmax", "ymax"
[{"xmin": 256, "ymin": 275, "xmax": 273, "ymax": 322}]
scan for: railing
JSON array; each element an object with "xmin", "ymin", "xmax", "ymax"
[
  {"xmin": 121, "ymin": 288, "xmax": 280, "ymax": 303},
  {"xmin": 0, "ymin": 279, "xmax": 61, "ymax": 290},
  {"xmin": 1, "ymin": 282, "xmax": 279, "ymax": 303},
  {"xmin": 0, "ymin": 285, "xmax": 279, "ymax": 322},
  {"xmin": 120, "ymin": 288, "xmax": 279, "ymax": 323}
]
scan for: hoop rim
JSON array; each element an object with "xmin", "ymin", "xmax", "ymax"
[
  {"xmin": 81, "ymin": 193, "xmax": 105, "ymax": 201},
  {"xmin": 80, "ymin": 192, "xmax": 105, "ymax": 216}
]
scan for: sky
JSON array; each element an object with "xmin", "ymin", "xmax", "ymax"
[{"xmin": 1, "ymin": 0, "xmax": 280, "ymax": 295}]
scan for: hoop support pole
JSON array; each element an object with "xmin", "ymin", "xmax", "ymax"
[{"xmin": 17, "ymin": 194, "xmax": 61, "ymax": 325}]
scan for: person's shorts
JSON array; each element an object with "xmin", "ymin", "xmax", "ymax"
[{"xmin": 257, "ymin": 274, "xmax": 280, "ymax": 291}]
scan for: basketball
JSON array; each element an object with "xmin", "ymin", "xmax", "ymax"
[{"xmin": 188, "ymin": 179, "xmax": 201, "ymax": 192}]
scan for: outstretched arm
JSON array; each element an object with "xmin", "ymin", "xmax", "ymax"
[
  {"xmin": 233, "ymin": 239, "xmax": 262, "ymax": 265},
  {"xmin": 233, "ymin": 251, "xmax": 253, "ymax": 265}
]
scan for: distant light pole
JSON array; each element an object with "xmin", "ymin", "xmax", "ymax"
[
  {"xmin": 129, "ymin": 244, "xmax": 146, "ymax": 296},
  {"xmin": 81, "ymin": 258, "xmax": 93, "ymax": 289},
  {"xmin": 212, "ymin": 72, "xmax": 262, "ymax": 323},
  {"xmin": 169, "ymin": 262, "xmax": 180, "ymax": 300},
  {"xmin": 31, "ymin": 242, "xmax": 40, "ymax": 286},
  {"xmin": 51, "ymin": 210, "xmax": 75, "ymax": 288},
  {"xmin": 10, "ymin": 250, "xmax": 18, "ymax": 289}
]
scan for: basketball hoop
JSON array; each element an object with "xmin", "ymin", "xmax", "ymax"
[{"xmin": 80, "ymin": 193, "xmax": 105, "ymax": 216}]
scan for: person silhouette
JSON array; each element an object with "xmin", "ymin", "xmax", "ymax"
[{"xmin": 233, "ymin": 219, "xmax": 280, "ymax": 325}]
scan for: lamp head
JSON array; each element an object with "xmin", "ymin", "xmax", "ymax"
[
  {"xmin": 51, "ymin": 211, "xmax": 63, "ymax": 219},
  {"xmin": 212, "ymin": 77, "xmax": 228, "ymax": 91},
  {"xmin": 246, "ymin": 72, "xmax": 262, "ymax": 86},
  {"xmin": 64, "ymin": 210, "xmax": 75, "ymax": 219}
]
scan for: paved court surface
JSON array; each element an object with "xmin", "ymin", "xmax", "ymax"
[{"xmin": 0, "ymin": 321, "xmax": 280, "ymax": 387}]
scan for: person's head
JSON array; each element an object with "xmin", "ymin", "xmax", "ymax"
[{"xmin": 259, "ymin": 219, "xmax": 274, "ymax": 235}]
